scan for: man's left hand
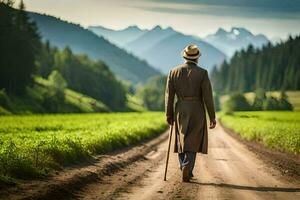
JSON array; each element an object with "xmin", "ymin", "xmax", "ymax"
[{"xmin": 209, "ymin": 119, "xmax": 217, "ymax": 129}]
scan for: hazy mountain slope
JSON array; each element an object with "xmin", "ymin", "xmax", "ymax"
[
  {"xmin": 29, "ymin": 12, "xmax": 160, "ymax": 83},
  {"xmin": 88, "ymin": 25, "xmax": 147, "ymax": 47},
  {"xmin": 142, "ymin": 32, "xmax": 226, "ymax": 73},
  {"xmin": 125, "ymin": 26, "xmax": 177, "ymax": 56},
  {"xmin": 204, "ymin": 27, "xmax": 269, "ymax": 57}
]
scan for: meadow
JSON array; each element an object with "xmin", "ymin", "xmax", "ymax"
[
  {"xmin": 0, "ymin": 112, "xmax": 166, "ymax": 184},
  {"xmin": 219, "ymin": 111, "xmax": 300, "ymax": 154}
]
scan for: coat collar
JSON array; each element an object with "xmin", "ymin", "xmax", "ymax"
[{"xmin": 185, "ymin": 60, "xmax": 198, "ymax": 65}]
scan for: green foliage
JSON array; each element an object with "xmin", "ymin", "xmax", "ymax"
[
  {"xmin": 0, "ymin": 2, "xmax": 41, "ymax": 94},
  {"xmin": 126, "ymin": 94, "xmax": 147, "ymax": 112},
  {"xmin": 37, "ymin": 46, "xmax": 127, "ymax": 111},
  {"xmin": 36, "ymin": 41, "xmax": 57, "ymax": 78},
  {"xmin": 213, "ymin": 92, "xmax": 221, "ymax": 111},
  {"xmin": 278, "ymin": 91, "xmax": 293, "ymax": 111},
  {"xmin": 35, "ymin": 76, "xmax": 109, "ymax": 113},
  {"xmin": 220, "ymin": 111, "xmax": 300, "ymax": 154},
  {"xmin": 0, "ymin": 112, "xmax": 167, "ymax": 182},
  {"xmin": 263, "ymin": 96, "xmax": 280, "ymax": 110},
  {"xmin": 223, "ymin": 93, "xmax": 252, "ymax": 114},
  {"xmin": 48, "ymin": 70, "xmax": 67, "ymax": 97},
  {"xmin": 0, "ymin": 77, "xmax": 109, "ymax": 114},
  {"xmin": 221, "ymin": 90, "xmax": 294, "ymax": 112},
  {"xmin": 0, "ymin": 90, "xmax": 12, "ymax": 110},
  {"xmin": 138, "ymin": 75, "xmax": 167, "ymax": 111},
  {"xmin": 252, "ymin": 88, "xmax": 266, "ymax": 110},
  {"xmin": 212, "ymin": 36, "xmax": 300, "ymax": 94},
  {"xmin": 260, "ymin": 90, "xmax": 293, "ymax": 111}
]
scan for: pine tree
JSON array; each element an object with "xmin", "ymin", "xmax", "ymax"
[{"xmin": 0, "ymin": 1, "xmax": 41, "ymax": 94}]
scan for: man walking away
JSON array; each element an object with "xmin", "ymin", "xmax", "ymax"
[{"xmin": 165, "ymin": 44, "xmax": 216, "ymax": 182}]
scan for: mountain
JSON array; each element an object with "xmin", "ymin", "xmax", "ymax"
[
  {"xmin": 125, "ymin": 25, "xmax": 177, "ymax": 57},
  {"xmin": 28, "ymin": 12, "xmax": 160, "ymax": 84},
  {"xmin": 88, "ymin": 25, "xmax": 147, "ymax": 47},
  {"xmin": 140, "ymin": 32, "xmax": 226, "ymax": 73},
  {"xmin": 204, "ymin": 27, "xmax": 269, "ymax": 57},
  {"xmin": 120, "ymin": 26, "xmax": 225, "ymax": 73}
]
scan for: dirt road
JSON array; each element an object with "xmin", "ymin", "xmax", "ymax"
[
  {"xmin": 3, "ymin": 124, "xmax": 300, "ymax": 200},
  {"xmin": 74, "ymin": 125, "xmax": 300, "ymax": 200}
]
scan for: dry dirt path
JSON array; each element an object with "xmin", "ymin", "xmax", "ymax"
[{"xmin": 74, "ymin": 124, "xmax": 300, "ymax": 200}]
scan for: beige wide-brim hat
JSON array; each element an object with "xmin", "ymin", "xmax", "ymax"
[{"xmin": 181, "ymin": 44, "xmax": 201, "ymax": 60}]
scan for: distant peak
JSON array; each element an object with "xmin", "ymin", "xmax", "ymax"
[
  {"xmin": 125, "ymin": 25, "xmax": 141, "ymax": 31},
  {"xmin": 216, "ymin": 28, "xmax": 227, "ymax": 35},
  {"xmin": 231, "ymin": 27, "xmax": 252, "ymax": 36},
  {"xmin": 152, "ymin": 25, "xmax": 162, "ymax": 31}
]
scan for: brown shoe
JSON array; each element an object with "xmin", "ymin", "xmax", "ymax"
[{"xmin": 182, "ymin": 166, "xmax": 190, "ymax": 182}]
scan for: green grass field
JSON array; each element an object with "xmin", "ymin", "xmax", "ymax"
[
  {"xmin": 0, "ymin": 112, "xmax": 166, "ymax": 184},
  {"xmin": 219, "ymin": 111, "xmax": 300, "ymax": 154}
]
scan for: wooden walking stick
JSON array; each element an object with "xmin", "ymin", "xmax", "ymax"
[{"xmin": 164, "ymin": 124, "xmax": 173, "ymax": 181}]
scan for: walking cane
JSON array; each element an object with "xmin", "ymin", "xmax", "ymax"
[{"xmin": 164, "ymin": 124, "xmax": 173, "ymax": 181}]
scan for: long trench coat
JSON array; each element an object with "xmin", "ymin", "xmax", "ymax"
[{"xmin": 165, "ymin": 61, "xmax": 215, "ymax": 154}]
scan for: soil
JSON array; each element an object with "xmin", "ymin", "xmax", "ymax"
[{"xmin": 1, "ymin": 124, "xmax": 300, "ymax": 200}]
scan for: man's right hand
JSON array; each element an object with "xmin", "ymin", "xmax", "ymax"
[
  {"xmin": 166, "ymin": 116, "xmax": 174, "ymax": 125},
  {"xmin": 209, "ymin": 119, "xmax": 217, "ymax": 129}
]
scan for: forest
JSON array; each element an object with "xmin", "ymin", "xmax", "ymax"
[{"xmin": 211, "ymin": 36, "xmax": 300, "ymax": 94}]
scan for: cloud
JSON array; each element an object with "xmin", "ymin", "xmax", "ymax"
[
  {"xmin": 147, "ymin": 0, "xmax": 300, "ymax": 11},
  {"xmin": 139, "ymin": 0, "xmax": 300, "ymax": 20}
]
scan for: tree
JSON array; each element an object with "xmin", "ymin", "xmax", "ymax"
[
  {"xmin": 138, "ymin": 75, "xmax": 166, "ymax": 111},
  {"xmin": 48, "ymin": 70, "xmax": 67, "ymax": 93},
  {"xmin": 36, "ymin": 41, "xmax": 57, "ymax": 78},
  {"xmin": 0, "ymin": 1, "xmax": 41, "ymax": 94}
]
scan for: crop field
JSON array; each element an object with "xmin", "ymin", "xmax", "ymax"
[
  {"xmin": 0, "ymin": 112, "xmax": 166, "ymax": 184},
  {"xmin": 219, "ymin": 111, "xmax": 300, "ymax": 154}
]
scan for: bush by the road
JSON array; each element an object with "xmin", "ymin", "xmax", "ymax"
[
  {"xmin": 223, "ymin": 93, "xmax": 252, "ymax": 114},
  {"xmin": 222, "ymin": 91, "xmax": 293, "ymax": 113}
]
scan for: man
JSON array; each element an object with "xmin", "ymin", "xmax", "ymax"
[{"xmin": 165, "ymin": 44, "xmax": 216, "ymax": 182}]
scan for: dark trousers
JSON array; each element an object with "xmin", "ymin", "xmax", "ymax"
[{"xmin": 178, "ymin": 152, "xmax": 196, "ymax": 176}]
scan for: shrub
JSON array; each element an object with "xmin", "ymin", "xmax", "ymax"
[
  {"xmin": 263, "ymin": 96, "xmax": 279, "ymax": 110},
  {"xmin": 223, "ymin": 93, "xmax": 252, "ymax": 114}
]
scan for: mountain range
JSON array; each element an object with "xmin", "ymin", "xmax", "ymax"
[
  {"xmin": 28, "ymin": 11, "xmax": 269, "ymax": 81},
  {"xmin": 29, "ymin": 13, "xmax": 160, "ymax": 84},
  {"xmin": 204, "ymin": 27, "xmax": 269, "ymax": 57},
  {"xmin": 90, "ymin": 25, "xmax": 226, "ymax": 73},
  {"xmin": 88, "ymin": 25, "xmax": 147, "ymax": 47}
]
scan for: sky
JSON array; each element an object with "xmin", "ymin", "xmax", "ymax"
[{"xmin": 18, "ymin": 0, "xmax": 300, "ymax": 40}]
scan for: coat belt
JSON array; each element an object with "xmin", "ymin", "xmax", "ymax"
[{"xmin": 179, "ymin": 96, "xmax": 200, "ymax": 101}]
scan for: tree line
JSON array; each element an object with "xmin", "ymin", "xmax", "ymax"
[
  {"xmin": 0, "ymin": 1, "xmax": 126, "ymax": 111},
  {"xmin": 211, "ymin": 35, "xmax": 300, "ymax": 94}
]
